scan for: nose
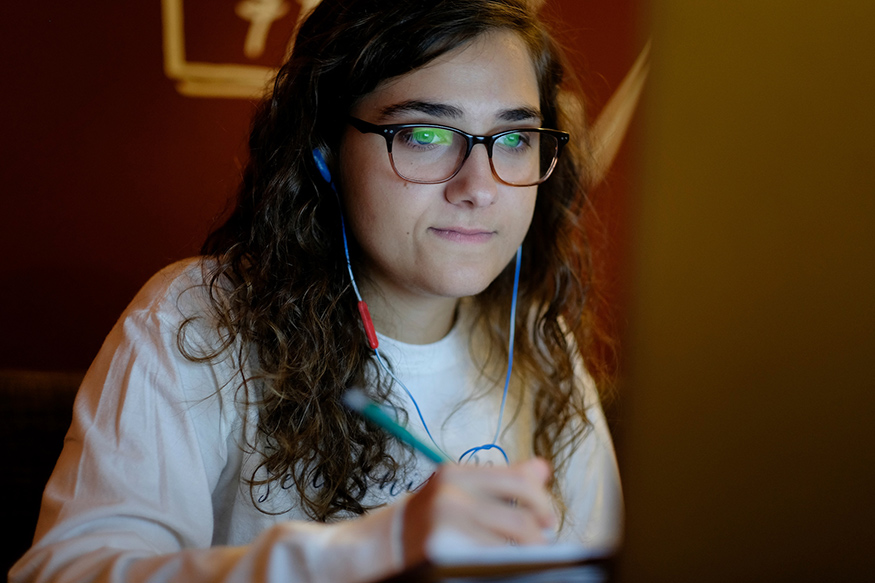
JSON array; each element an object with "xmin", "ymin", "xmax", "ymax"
[{"xmin": 444, "ymin": 144, "xmax": 499, "ymax": 207}]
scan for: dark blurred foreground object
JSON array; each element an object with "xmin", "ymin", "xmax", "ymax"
[
  {"xmin": 383, "ymin": 562, "xmax": 610, "ymax": 582},
  {"xmin": 613, "ymin": 1, "xmax": 875, "ymax": 581},
  {"xmin": 0, "ymin": 370, "xmax": 83, "ymax": 575}
]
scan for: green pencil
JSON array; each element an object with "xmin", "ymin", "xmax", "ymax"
[{"xmin": 342, "ymin": 389, "xmax": 451, "ymax": 464}]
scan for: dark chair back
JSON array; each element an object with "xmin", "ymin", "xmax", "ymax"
[{"xmin": 0, "ymin": 370, "xmax": 83, "ymax": 576}]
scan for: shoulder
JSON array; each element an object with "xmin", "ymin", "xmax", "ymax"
[
  {"xmin": 76, "ymin": 258, "xmax": 246, "ymax": 434},
  {"xmin": 112, "ymin": 257, "xmax": 236, "ymax": 352},
  {"xmin": 123, "ymin": 257, "xmax": 214, "ymax": 324},
  {"xmin": 92, "ymin": 257, "xmax": 235, "ymax": 387}
]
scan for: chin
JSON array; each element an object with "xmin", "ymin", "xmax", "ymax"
[{"xmin": 430, "ymin": 269, "xmax": 498, "ymax": 299}]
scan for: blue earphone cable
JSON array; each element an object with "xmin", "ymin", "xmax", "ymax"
[
  {"xmin": 313, "ymin": 148, "xmax": 519, "ymax": 465},
  {"xmin": 457, "ymin": 247, "xmax": 520, "ymax": 465}
]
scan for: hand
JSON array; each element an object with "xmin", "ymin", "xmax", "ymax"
[{"xmin": 401, "ymin": 458, "xmax": 557, "ymax": 566}]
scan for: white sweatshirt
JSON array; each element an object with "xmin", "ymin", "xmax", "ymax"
[{"xmin": 10, "ymin": 259, "xmax": 622, "ymax": 583}]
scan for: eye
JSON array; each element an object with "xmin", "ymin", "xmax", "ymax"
[
  {"xmin": 401, "ymin": 127, "xmax": 454, "ymax": 147},
  {"xmin": 496, "ymin": 132, "xmax": 529, "ymax": 150},
  {"xmin": 500, "ymin": 133, "xmax": 520, "ymax": 147}
]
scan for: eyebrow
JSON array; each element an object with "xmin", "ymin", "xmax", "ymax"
[
  {"xmin": 378, "ymin": 100, "xmax": 542, "ymax": 124},
  {"xmin": 498, "ymin": 106, "xmax": 542, "ymax": 124},
  {"xmin": 379, "ymin": 100, "xmax": 463, "ymax": 120}
]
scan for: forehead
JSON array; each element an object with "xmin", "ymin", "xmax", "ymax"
[{"xmin": 351, "ymin": 31, "xmax": 541, "ymax": 127}]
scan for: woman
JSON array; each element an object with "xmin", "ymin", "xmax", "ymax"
[{"xmin": 11, "ymin": 0, "xmax": 622, "ymax": 581}]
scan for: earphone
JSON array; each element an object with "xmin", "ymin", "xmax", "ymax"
[{"xmin": 312, "ymin": 149, "xmax": 520, "ymax": 464}]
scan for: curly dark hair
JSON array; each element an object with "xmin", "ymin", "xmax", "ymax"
[{"xmin": 183, "ymin": 0, "xmax": 615, "ymax": 522}]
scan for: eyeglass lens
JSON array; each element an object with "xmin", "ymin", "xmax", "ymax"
[{"xmin": 389, "ymin": 127, "xmax": 559, "ymax": 186}]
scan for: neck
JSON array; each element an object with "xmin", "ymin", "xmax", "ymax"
[{"xmin": 359, "ymin": 282, "xmax": 460, "ymax": 345}]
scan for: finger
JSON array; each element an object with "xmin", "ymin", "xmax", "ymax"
[
  {"xmin": 444, "ymin": 460, "xmax": 556, "ymax": 528},
  {"xmin": 427, "ymin": 480, "xmax": 550, "ymax": 546},
  {"xmin": 464, "ymin": 497, "xmax": 552, "ymax": 545},
  {"xmin": 402, "ymin": 460, "xmax": 558, "ymax": 566},
  {"xmin": 402, "ymin": 470, "xmax": 511, "ymax": 565},
  {"xmin": 520, "ymin": 457, "xmax": 552, "ymax": 485}
]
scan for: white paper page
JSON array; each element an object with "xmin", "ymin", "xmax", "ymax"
[{"xmin": 427, "ymin": 529, "xmax": 611, "ymax": 572}]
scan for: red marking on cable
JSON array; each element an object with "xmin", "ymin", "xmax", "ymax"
[{"xmin": 358, "ymin": 301, "xmax": 379, "ymax": 349}]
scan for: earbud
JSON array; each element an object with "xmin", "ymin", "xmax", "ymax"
[{"xmin": 312, "ymin": 149, "xmax": 334, "ymax": 186}]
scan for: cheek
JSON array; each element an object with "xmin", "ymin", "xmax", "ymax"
[
  {"xmin": 361, "ymin": 190, "xmax": 427, "ymax": 255},
  {"xmin": 514, "ymin": 191, "xmax": 538, "ymax": 237},
  {"xmin": 340, "ymin": 141, "xmax": 387, "ymax": 224},
  {"xmin": 341, "ymin": 174, "xmax": 419, "ymax": 262}
]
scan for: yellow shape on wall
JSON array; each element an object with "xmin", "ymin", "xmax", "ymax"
[
  {"xmin": 236, "ymin": 0, "xmax": 291, "ymax": 59},
  {"xmin": 161, "ymin": 0, "xmax": 320, "ymax": 98}
]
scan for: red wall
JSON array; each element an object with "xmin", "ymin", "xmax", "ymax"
[{"xmin": 0, "ymin": 1, "xmax": 639, "ymax": 371}]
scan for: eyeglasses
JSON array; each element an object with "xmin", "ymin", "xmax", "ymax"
[{"xmin": 348, "ymin": 117, "xmax": 569, "ymax": 187}]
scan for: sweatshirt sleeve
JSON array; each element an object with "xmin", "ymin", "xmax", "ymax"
[{"xmin": 9, "ymin": 264, "xmax": 405, "ymax": 583}]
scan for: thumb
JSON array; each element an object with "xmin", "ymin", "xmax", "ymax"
[{"xmin": 522, "ymin": 457, "xmax": 552, "ymax": 486}]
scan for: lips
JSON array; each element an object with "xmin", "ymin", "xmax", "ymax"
[{"xmin": 429, "ymin": 226, "xmax": 495, "ymax": 243}]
